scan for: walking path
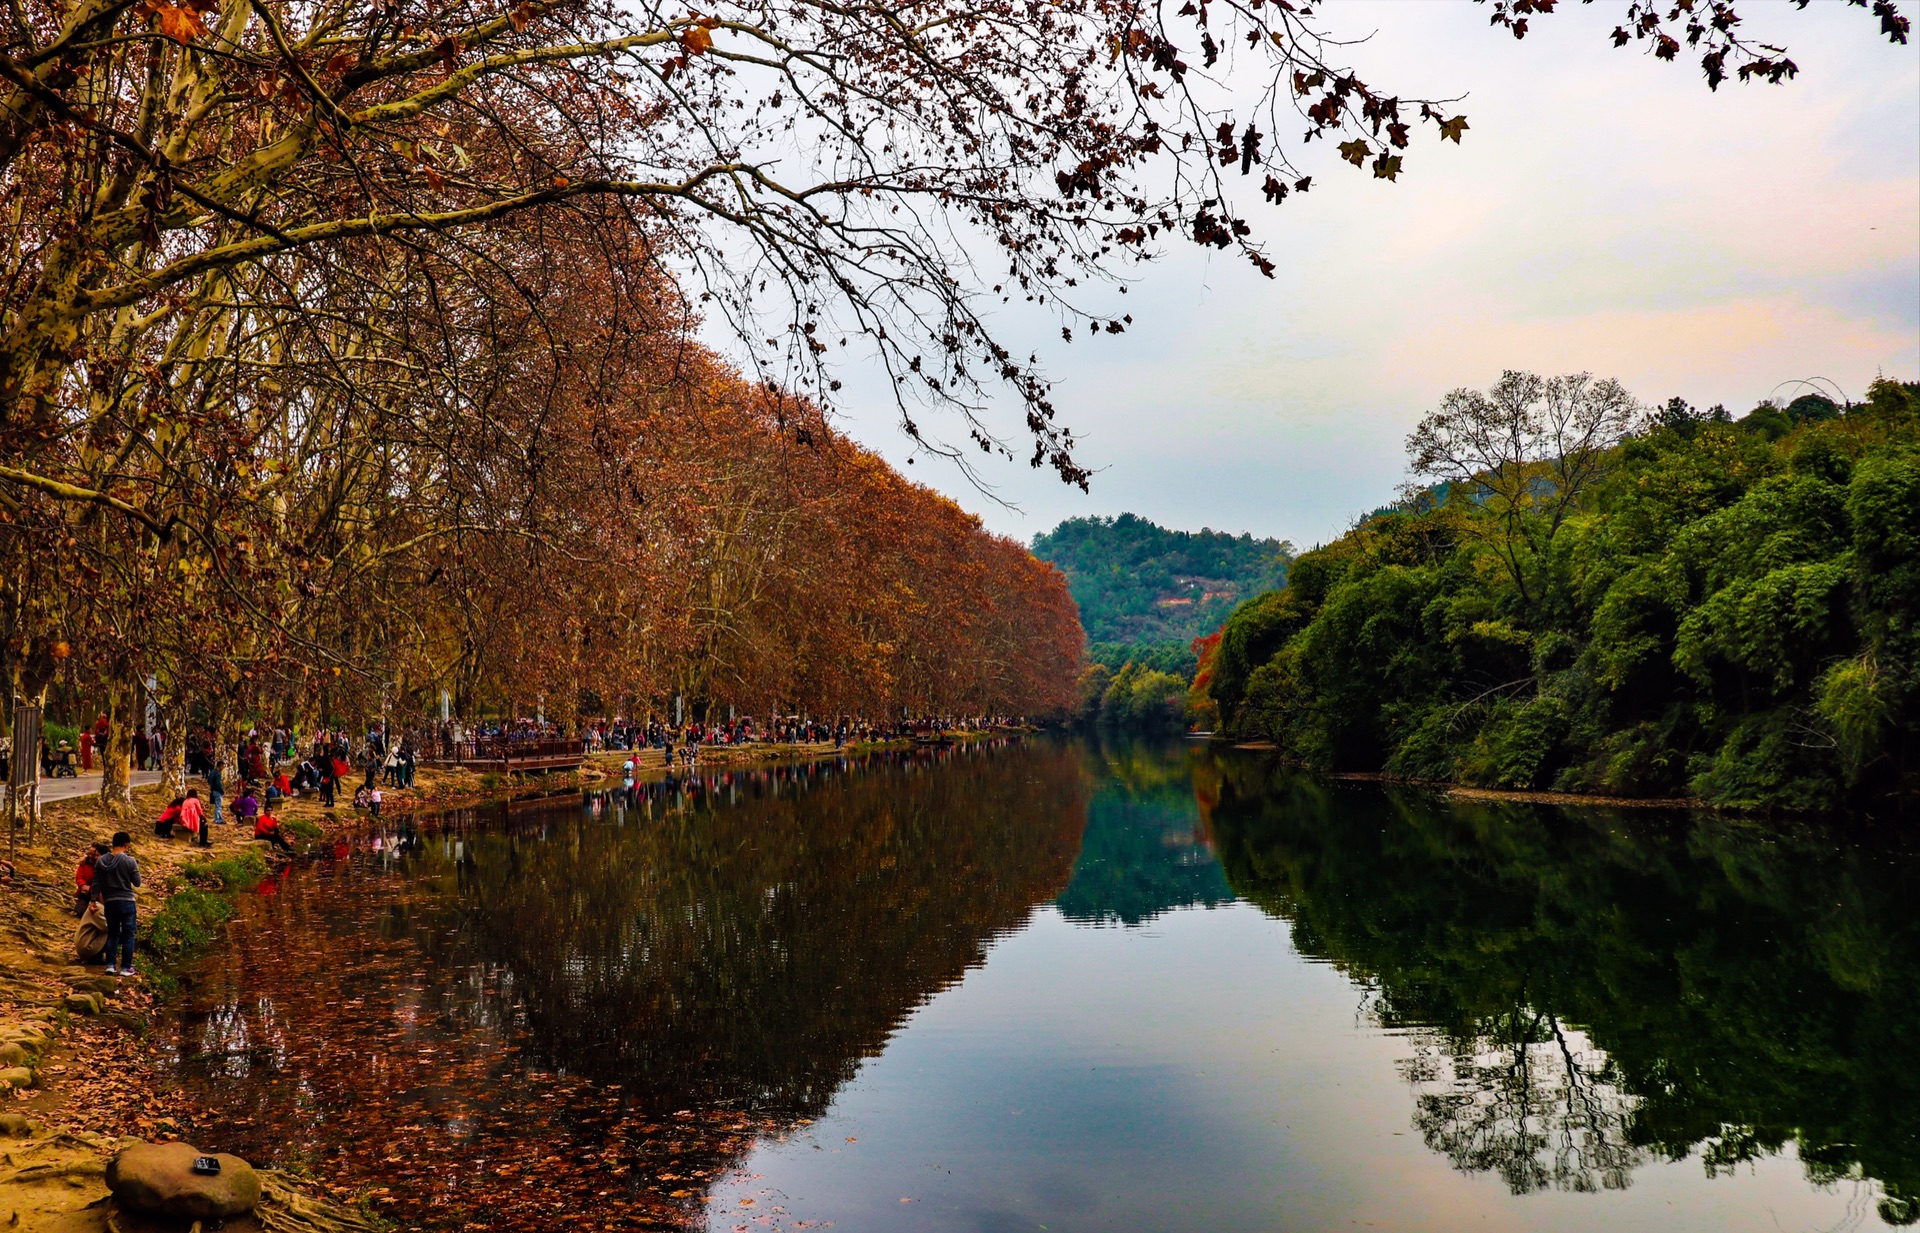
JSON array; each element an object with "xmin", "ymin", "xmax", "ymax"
[{"xmin": 4, "ymin": 770, "xmax": 162, "ymax": 805}]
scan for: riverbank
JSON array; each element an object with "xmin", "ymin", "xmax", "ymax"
[
  {"xmin": 1225, "ymin": 742, "xmax": 1714, "ymax": 811},
  {"xmin": 0, "ymin": 730, "xmax": 1023, "ymax": 1229}
]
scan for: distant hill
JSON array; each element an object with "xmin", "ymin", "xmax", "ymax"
[{"xmin": 1032, "ymin": 514, "xmax": 1293, "ymax": 650}]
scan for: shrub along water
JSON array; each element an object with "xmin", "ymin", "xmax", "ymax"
[{"xmin": 1204, "ymin": 377, "xmax": 1918, "ymax": 815}]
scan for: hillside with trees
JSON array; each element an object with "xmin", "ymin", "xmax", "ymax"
[
  {"xmin": 1032, "ymin": 514, "xmax": 1290, "ymax": 729},
  {"xmin": 1034, "ymin": 514, "xmax": 1292, "ymax": 668},
  {"xmin": 1201, "ymin": 374, "xmax": 1919, "ymax": 815}
]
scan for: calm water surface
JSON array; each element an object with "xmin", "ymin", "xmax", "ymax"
[{"xmin": 167, "ymin": 738, "xmax": 1920, "ymax": 1232}]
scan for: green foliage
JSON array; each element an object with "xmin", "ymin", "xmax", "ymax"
[
  {"xmin": 1032, "ymin": 512, "xmax": 1291, "ymax": 648},
  {"xmin": 181, "ymin": 848, "xmax": 271, "ymax": 892},
  {"xmin": 1207, "ymin": 379, "xmax": 1920, "ymax": 814},
  {"xmin": 144, "ymin": 886, "xmax": 238, "ymax": 965},
  {"xmin": 283, "ymin": 817, "xmax": 326, "ymax": 841},
  {"xmin": 1087, "ymin": 638, "xmax": 1198, "ymax": 677},
  {"xmin": 1085, "ymin": 662, "xmax": 1188, "ymax": 731}
]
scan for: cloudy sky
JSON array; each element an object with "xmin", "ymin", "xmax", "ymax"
[{"xmin": 820, "ymin": 1, "xmax": 1920, "ymax": 551}]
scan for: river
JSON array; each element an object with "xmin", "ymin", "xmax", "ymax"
[{"xmin": 163, "ymin": 736, "xmax": 1920, "ymax": 1232}]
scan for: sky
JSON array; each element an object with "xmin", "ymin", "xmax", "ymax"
[{"xmin": 796, "ymin": 2, "xmax": 1920, "ymax": 550}]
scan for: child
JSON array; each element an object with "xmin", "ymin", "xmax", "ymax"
[{"xmin": 369, "ymin": 785, "xmax": 383, "ymax": 818}]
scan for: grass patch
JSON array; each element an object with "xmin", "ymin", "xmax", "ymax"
[
  {"xmin": 140, "ymin": 848, "xmax": 273, "ymax": 994},
  {"xmin": 180, "ymin": 848, "xmax": 270, "ymax": 892},
  {"xmin": 143, "ymin": 885, "xmax": 237, "ymax": 965},
  {"xmin": 282, "ymin": 817, "xmax": 324, "ymax": 841}
]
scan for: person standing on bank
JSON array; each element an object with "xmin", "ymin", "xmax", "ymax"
[
  {"xmin": 94, "ymin": 832, "xmax": 141, "ymax": 977},
  {"xmin": 207, "ymin": 758, "xmax": 225, "ymax": 829}
]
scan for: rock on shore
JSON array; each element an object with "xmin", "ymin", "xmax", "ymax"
[{"xmin": 106, "ymin": 1140, "xmax": 262, "ymax": 1219}]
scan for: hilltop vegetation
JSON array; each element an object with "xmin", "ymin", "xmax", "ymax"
[
  {"xmin": 1033, "ymin": 514, "xmax": 1291, "ymax": 718},
  {"xmin": 1033, "ymin": 514, "xmax": 1293, "ymax": 647},
  {"xmin": 1203, "ymin": 376, "xmax": 1919, "ymax": 815}
]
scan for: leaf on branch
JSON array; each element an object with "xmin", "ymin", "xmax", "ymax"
[
  {"xmin": 1438, "ymin": 115, "xmax": 1468, "ymax": 143},
  {"xmin": 145, "ymin": 1, "xmax": 207, "ymax": 44},
  {"xmin": 1371, "ymin": 153, "xmax": 1402, "ymax": 181},
  {"xmin": 682, "ymin": 25, "xmax": 714, "ymax": 55},
  {"xmin": 1337, "ymin": 138, "xmax": 1369, "ymax": 168}
]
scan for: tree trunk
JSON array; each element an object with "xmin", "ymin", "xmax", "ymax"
[
  {"xmin": 159, "ymin": 692, "xmax": 187, "ymax": 798},
  {"xmin": 98, "ymin": 679, "xmax": 133, "ymax": 809}
]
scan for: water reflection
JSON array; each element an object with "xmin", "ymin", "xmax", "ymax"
[
  {"xmin": 167, "ymin": 740, "xmax": 1087, "ymax": 1228},
  {"xmin": 1054, "ymin": 738, "xmax": 1232, "ymax": 926},
  {"xmin": 1203, "ymin": 759, "xmax": 1920, "ymax": 1224},
  {"xmin": 164, "ymin": 740, "xmax": 1920, "ymax": 1230}
]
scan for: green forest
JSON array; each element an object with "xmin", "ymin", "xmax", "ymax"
[
  {"xmin": 1033, "ymin": 514, "xmax": 1291, "ymax": 658},
  {"xmin": 1033, "ymin": 513, "xmax": 1290, "ymax": 728},
  {"xmin": 1204, "ymin": 377, "xmax": 1919, "ymax": 816}
]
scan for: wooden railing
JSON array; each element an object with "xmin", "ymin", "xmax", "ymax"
[{"xmin": 418, "ymin": 736, "xmax": 587, "ymax": 768}]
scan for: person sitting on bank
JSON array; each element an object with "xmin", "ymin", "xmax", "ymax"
[
  {"xmin": 153, "ymin": 796, "xmax": 186, "ymax": 839},
  {"xmin": 181, "ymin": 788, "xmax": 208, "ymax": 848},
  {"xmin": 73, "ymin": 842, "xmax": 107, "ymax": 917},
  {"xmin": 74, "ymin": 900, "xmax": 108, "ymax": 966},
  {"xmin": 234, "ymin": 787, "xmax": 260, "ymax": 831},
  {"xmin": 254, "ymin": 811, "xmax": 295, "ymax": 855}
]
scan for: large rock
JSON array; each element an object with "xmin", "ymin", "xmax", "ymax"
[
  {"xmin": 0, "ymin": 1066, "xmax": 34, "ymax": 1089},
  {"xmin": 0, "ymin": 1041, "xmax": 34, "ymax": 1067},
  {"xmin": 107, "ymin": 1141, "xmax": 262, "ymax": 1220},
  {"xmin": 69, "ymin": 974, "xmax": 119, "ymax": 996},
  {"xmin": 63, "ymin": 992, "xmax": 101, "ymax": 1015},
  {"xmin": 0, "ymin": 1112, "xmax": 39, "ymax": 1137}
]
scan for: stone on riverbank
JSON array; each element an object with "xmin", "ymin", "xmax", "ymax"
[
  {"xmin": 107, "ymin": 1141, "xmax": 262, "ymax": 1220},
  {"xmin": 63, "ymin": 991, "xmax": 102, "ymax": 1015},
  {"xmin": 68, "ymin": 973, "xmax": 119, "ymax": 996},
  {"xmin": 0, "ymin": 1066, "xmax": 34, "ymax": 1089},
  {"xmin": 0, "ymin": 1112, "xmax": 39, "ymax": 1137},
  {"xmin": 0, "ymin": 1041, "xmax": 33, "ymax": 1067}
]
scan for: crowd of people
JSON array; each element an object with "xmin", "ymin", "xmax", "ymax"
[
  {"xmin": 58, "ymin": 707, "xmax": 1021, "ymax": 977},
  {"xmin": 582, "ymin": 713, "xmax": 1014, "ymax": 753}
]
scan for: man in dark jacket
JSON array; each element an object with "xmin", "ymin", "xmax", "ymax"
[{"xmin": 93, "ymin": 832, "xmax": 141, "ymax": 976}]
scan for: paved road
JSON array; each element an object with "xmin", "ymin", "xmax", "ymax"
[{"xmin": 4, "ymin": 769, "xmax": 162, "ymax": 805}]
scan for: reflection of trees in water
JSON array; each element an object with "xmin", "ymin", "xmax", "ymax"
[
  {"xmin": 447, "ymin": 742, "xmax": 1089, "ymax": 1111},
  {"xmin": 1396, "ymin": 1012, "xmax": 1638, "ymax": 1196},
  {"xmin": 165, "ymin": 741, "xmax": 1088, "ymax": 1229},
  {"xmin": 1055, "ymin": 735, "xmax": 1233, "ymax": 927},
  {"xmin": 1206, "ymin": 756, "xmax": 1920, "ymax": 1224}
]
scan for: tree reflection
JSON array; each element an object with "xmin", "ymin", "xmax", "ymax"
[
  {"xmin": 1055, "ymin": 736, "xmax": 1233, "ymax": 926},
  {"xmin": 166, "ymin": 741, "xmax": 1088, "ymax": 1229},
  {"xmin": 1204, "ymin": 757, "xmax": 1920, "ymax": 1222}
]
